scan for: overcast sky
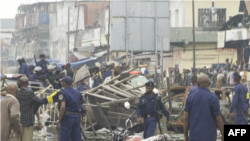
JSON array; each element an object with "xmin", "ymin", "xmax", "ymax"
[{"xmin": 0, "ymin": 0, "xmax": 61, "ymax": 19}]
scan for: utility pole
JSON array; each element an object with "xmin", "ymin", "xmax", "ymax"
[
  {"xmin": 107, "ymin": 1, "xmax": 111, "ymax": 62},
  {"xmin": 67, "ymin": 7, "xmax": 70, "ymax": 63},
  {"xmin": 161, "ymin": 35, "xmax": 164, "ymax": 88},
  {"xmin": 192, "ymin": 0, "xmax": 196, "ymax": 68},
  {"xmin": 74, "ymin": 3, "xmax": 80, "ymax": 50}
]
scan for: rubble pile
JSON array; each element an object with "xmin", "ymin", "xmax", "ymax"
[{"xmin": 83, "ymin": 72, "xmax": 146, "ymax": 130}]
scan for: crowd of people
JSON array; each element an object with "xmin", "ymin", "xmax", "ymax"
[
  {"xmin": 168, "ymin": 58, "xmax": 247, "ymax": 88},
  {"xmin": 16, "ymin": 54, "xmax": 129, "ymax": 91},
  {"xmin": 0, "ymin": 54, "xmax": 133, "ymax": 141}
]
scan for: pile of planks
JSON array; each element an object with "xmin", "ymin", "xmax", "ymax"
[{"xmin": 83, "ymin": 71, "xmax": 147, "ymax": 131}]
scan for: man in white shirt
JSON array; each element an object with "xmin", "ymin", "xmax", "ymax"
[
  {"xmin": 227, "ymin": 68, "xmax": 236, "ymax": 86},
  {"xmin": 211, "ymin": 2, "xmax": 217, "ymax": 27}
]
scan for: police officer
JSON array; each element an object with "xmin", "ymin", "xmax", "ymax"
[
  {"xmin": 184, "ymin": 75, "xmax": 224, "ymax": 141},
  {"xmin": 29, "ymin": 65, "xmax": 35, "ymax": 76},
  {"xmin": 29, "ymin": 66, "xmax": 45, "ymax": 83},
  {"xmin": 44, "ymin": 65, "xmax": 60, "ymax": 89},
  {"xmin": 40, "ymin": 84, "xmax": 86, "ymax": 141},
  {"xmin": 136, "ymin": 81, "xmax": 170, "ymax": 139},
  {"xmin": 56, "ymin": 76, "xmax": 85, "ymax": 141},
  {"xmin": 37, "ymin": 54, "xmax": 49, "ymax": 74},
  {"xmin": 227, "ymin": 72, "xmax": 249, "ymax": 125},
  {"xmin": 77, "ymin": 80, "xmax": 89, "ymax": 92},
  {"xmin": 16, "ymin": 56, "xmax": 30, "ymax": 77}
]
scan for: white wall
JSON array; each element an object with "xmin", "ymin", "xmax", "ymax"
[
  {"xmin": 49, "ymin": 1, "xmax": 85, "ymax": 63},
  {"xmin": 169, "ymin": 1, "xmax": 185, "ymax": 27},
  {"xmin": 0, "ymin": 33, "xmax": 12, "ymax": 45}
]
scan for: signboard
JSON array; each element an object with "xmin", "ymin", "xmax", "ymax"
[
  {"xmin": 225, "ymin": 28, "xmax": 250, "ymax": 42},
  {"xmin": 217, "ymin": 48, "xmax": 237, "ymax": 53},
  {"xmin": 111, "ymin": 1, "xmax": 170, "ymax": 52},
  {"xmin": 217, "ymin": 31, "xmax": 225, "ymax": 48}
]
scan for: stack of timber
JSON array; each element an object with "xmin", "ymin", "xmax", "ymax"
[{"xmin": 83, "ymin": 70, "xmax": 146, "ymax": 131}]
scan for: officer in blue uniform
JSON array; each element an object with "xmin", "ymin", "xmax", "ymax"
[
  {"xmin": 44, "ymin": 65, "xmax": 60, "ymax": 89},
  {"xmin": 37, "ymin": 54, "xmax": 49, "ymax": 74},
  {"xmin": 227, "ymin": 72, "xmax": 249, "ymax": 125},
  {"xmin": 136, "ymin": 81, "xmax": 170, "ymax": 139},
  {"xmin": 77, "ymin": 80, "xmax": 89, "ymax": 92},
  {"xmin": 29, "ymin": 66, "xmax": 47, "ymax": 87},
  {"xmin": 184, "ymin": 75, "xmax": 224, "ymax": 141},
  {"xmin": 40, "ymin": 87, "xmax": 86, "ymax": 141},
  {"xmin": 29, "ymin": 65, "xmax": 35, "ymax": 76},
  {"xmin": 102, "ymin": 65, "xmax": 113, "ymax": 81},
  {"xmin": 16, "ymin": 56, "xmax": 30, "ymax": 77},
  {"xmin": 57, "ymin": 76, "xmax": 85, "ymax": 141}
]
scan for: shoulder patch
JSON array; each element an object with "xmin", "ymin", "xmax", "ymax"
[{"xmin": 59, "ymin": 94, "xmax": 63, "ymax": 100}]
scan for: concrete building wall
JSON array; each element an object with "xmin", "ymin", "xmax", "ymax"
[
  {"xmin": 77, "ymin": 2, "xmax": 108, "ymax": 26},
  {"xmin": 0, "ymin": 32, "xmax": 13, "ymax": 45},
  {"xmin": 173, "ymin": 43, "xmax": 237, "ymax": 70},
  {"xmin": 49, "ymin": 1, "xmax": 85, "ymax": 63},
  {"xmin": 170, "ymin": 1, "xmax": 241, "ymax": 27}
]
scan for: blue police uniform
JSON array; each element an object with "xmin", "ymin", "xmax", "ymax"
[
  {"xmin": 137, "ymin": 93, "xmax": 170, "ymax": 139},
  {"xmin": 19, "ymin": 63, "xmax": 30, "ymax": 77},
  {"xmin": 29, "ymin": 70, "xmax": 34, "ymax": 76},
  {"xmin": 29, "ymin": 74, "xmax": 46, "ymax": 84},
  {"xmin": 188, "ymin": 85, "xmax": 198, "ymax": 93},
  {"xmin": 58, "ymin": 87, "xmax": 83, "ymax": 141},
  {"xmin": 44, "ymin": 72, "xmax": 60, "ymax": 89},
  {"xmin": 77, "ymin": 83, "xmax": 88, "ymax": 92},
  {"xmin": 184, "ymin": 88, "xmax": 221, "ymax": 141},
  {"xmin": 102, "ymin": 70, "xmax": 112, "ymax": 81},
  {"xmin": 37, "ymin": 60, "xmax": 49, "ymax": 74},
  {"xmin": 229, "ymin": 83, "xmax": 248, "ymax": 125},
  {"xmin": 40, "ymin": 89, "xmax": 85, "ymax": 141}
]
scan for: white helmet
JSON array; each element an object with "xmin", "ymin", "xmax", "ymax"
[
  {"xmin": 48, "ymin": 65, "xmax": 56, "ymax": 70},
  {"xmin": 16, "ymin": 56, "xmax": 24, "ymax": 61},
  {"xmin": 34, "ymin": 66, "xmax": 42, "ymax": 71}
]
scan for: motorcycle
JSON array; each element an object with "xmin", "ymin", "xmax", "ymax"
[{"xmin": 112, "ymin": 102, "xmax": 174, "ymax": 141}]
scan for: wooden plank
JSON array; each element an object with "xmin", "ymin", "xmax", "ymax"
[
  {"xmin": 85, "ymin": 92, "xmax": 116, "ymax": 101},
  {"xmin": 101, "ymin": 90, "xmax": 121, "ymax": 99},
  {"xmin": 102, "ymin": 85, "xmax": 131, "ymax": 98},
  {"xmin": 100, "ymin": 96, "xmax": 138, "ymax": 106},
  {"xmin": 97, "ymin": 102, "xmax": 112, "ymax": 132},
  {"xmin": 109, "ymin": 85, "xmax": 134, "ymax": 97}
]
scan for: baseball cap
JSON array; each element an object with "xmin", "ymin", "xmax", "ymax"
[
  {"xmin": 145, "ymin": 81, "xmax": 154, "ymax": 87},
  {"xmin": 60, "ymin": 76, "xmax": 73, "ymax": 84}
]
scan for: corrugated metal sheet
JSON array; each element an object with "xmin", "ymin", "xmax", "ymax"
[{"xmin": 110, "ymin": 1, "xmax": 170, "ymax": 52}]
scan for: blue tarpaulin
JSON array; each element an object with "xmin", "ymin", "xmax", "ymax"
[
  {"xmin": 57, "ymin": 57, "xmax": 97, "ymax": 69},
  {"xmin": 39, "ymin": 14, "xmax": 49, "ymax": 25}
]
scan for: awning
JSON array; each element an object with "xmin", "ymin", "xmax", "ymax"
[
  {"xmin": 219, "ymin": 14, "xmax": 243, "ymax": 31},
  {"xmin": 58, "ymin": 57, "xmax": 97, "ymax": 69},
  {"xmin": 93, "ymin": 50, "xmax": 108, "ymax": 57}
]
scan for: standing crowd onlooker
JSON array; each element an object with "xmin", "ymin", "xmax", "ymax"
[{"xmin": 168, "ymin": 58, "xmax": 247, "ymax": 89}]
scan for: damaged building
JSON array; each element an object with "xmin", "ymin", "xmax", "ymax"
[{"xmin": 14, "ymin": 2, "xmax": 52, "ymax": 61}]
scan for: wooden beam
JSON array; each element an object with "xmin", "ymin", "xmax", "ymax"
[
  {"xmin": 85, "ymin": 92, "xmax": 116, "ymax": 101},
  {"xmin": 102, "ymin": 85, "xmax": 131, "ymax": 98}
]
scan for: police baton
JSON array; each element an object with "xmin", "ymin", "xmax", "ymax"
[
  {"xmin": 80, "ymin": 124, "xmax": 87, "ymax": 141},
  {"xmin": 79, "ymin": 111, "xmax": 88, "ymax": 141}
]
